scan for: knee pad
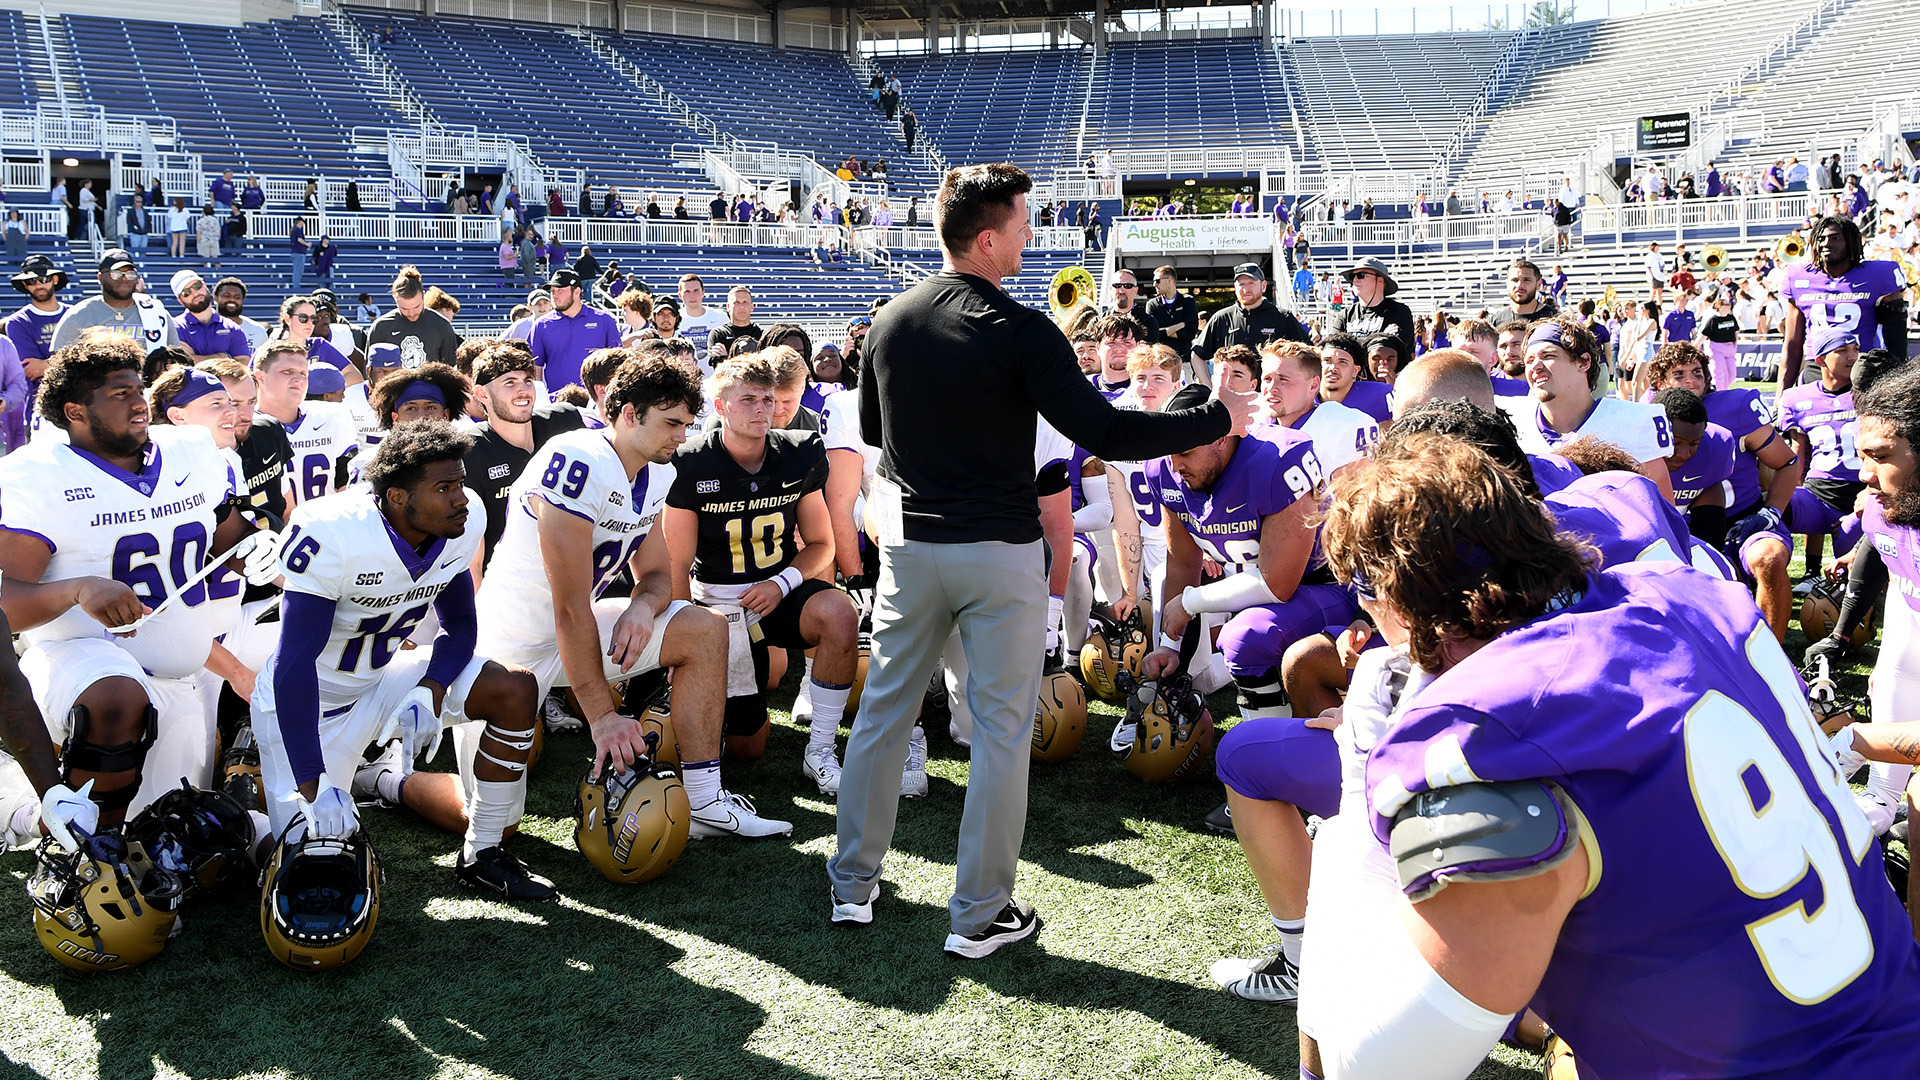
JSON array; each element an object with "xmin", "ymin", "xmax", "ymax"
[{"xmin": 61, "ymin": 703, "xmax": 159, "ymax": 812}]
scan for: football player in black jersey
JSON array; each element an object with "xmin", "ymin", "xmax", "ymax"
[
  {"xmin": 463, "ymin": 341, "xmax": 586, "ymax": 580},
  {"xmin": 663, "ymin": 354, "xmax": 860, "ymax": 795}
]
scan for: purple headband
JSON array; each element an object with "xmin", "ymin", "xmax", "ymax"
[
  {"xmin": 394, "ymin": 381, "xmax": 448, "ymax": 410},
  {"xmin": 1525, "ymin": 322, "xmax": 1573, "ymax": 351},
  {"xmin": 162, "ymin": 370, "xmax": 227, "ymax": 413}
]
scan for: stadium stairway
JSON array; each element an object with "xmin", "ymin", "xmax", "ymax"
[
  {"xmin": 1283, "ymin": 32, "xmax": 1516, "ymax": 176},
  {"xmin": 882, "ymin": 48, "xmax": 1088, "ymax": 171}
]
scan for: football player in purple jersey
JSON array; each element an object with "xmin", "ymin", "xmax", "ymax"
[
  {"xmin": 1299, "ymin": 432, "xmax": 1920, "ymax": 1080},
  {"xmin": 1654, "ymin": 386, "xmax": 1735, "ymax": 524},
  {"xmin": 1778, "ymin": 214, "xmax": 1908, "ymax": 395},
  {"xmin": 1316, "ymin": 333, "xmax": 1393, "ymax": 423},
  {"xmin": 1776, "ymin": 327, "xmax": 1865, "ymax": 590}
]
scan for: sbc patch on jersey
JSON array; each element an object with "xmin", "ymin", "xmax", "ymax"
[
  {"xmin": 487, "ymin": 463, "xmax": 512, "ymax": 479},
  {"xmin": 697, "ymin": 479, "xmax": 721, "ymax": 493}
]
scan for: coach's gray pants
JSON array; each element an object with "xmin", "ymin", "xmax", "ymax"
[{"xmin": 829, "ymin": 538, "xmax": 1045, "ymax": 936}]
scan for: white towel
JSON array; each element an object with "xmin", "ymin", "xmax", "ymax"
[{"xmin": 692, "ymin": 581, "xmax": 762, "ymax": 698}]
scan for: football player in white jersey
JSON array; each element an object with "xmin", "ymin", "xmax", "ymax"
[
  {"xmin": 251, "ymin": 421, "xmax": 557, "ymax": 900},
  {"xmin": 475, "ymin": 355, "xmax": 789, "ymax": 839},
  {"xmin": 253, "ymin": 339, "xmax": 360, "ymax": 507},
  {"xmin": 0, "ymin": 337, "xmax": 267, "ymax": 826},
  {"xmin": 1256, "ymin": 341, "xmax": 1379, "ymax": 481},
  {"xmin": 1503, "ymin": 316, "xmax": 1676, "ymax": 501},
  {"xmin": 1106, "ymin": 344, "xmax": 1184, "ymax": 637}
]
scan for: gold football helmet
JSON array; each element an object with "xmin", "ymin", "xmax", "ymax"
[
  {"xmin": 29, "ymin": 827, "xmax": 184, "ymax": 972},
  {"xmin": 1080, "ymin": 603, "xmax": 1147, "ymax": 703},
  {"xmin": 1799, "ymin": 580, "xmax": 1875, "ymax": 649},
  {"xmin": 1122, "ymin": 673, "xmax": 1215, "ymax": 783},
  {"xmin": 1032, "ymin": 667, "xmax": 1088, "ymax": 762},
  {"xmin": 260, "ymin": 822, "xmax": 383, "ymax": 971},
  {"xmin": 574, "ymin": 739, "xmax": 690, "ymax": 885},
  {"xmin": 220, "ymin": 723, "xmax": 266, "ymax": 813}
]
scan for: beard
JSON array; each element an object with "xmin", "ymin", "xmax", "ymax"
[
  {"xmin": 94, "ymin": 424, "xmax": 146, "ymax": 459},
  {"xmin": 185, "ymin": 295, "xmax": 212, "ymax": 314},
  {"xmin": 1882, "ymin": 485, "xmax": 1920, "ymax": 529},
  {"xmin": 218, "ymin": 302, "xmax": 243, "ymax": 319}
]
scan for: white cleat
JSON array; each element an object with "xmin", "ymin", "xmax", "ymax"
[
  {"xmin": 351, "ymin": 740, "xmax": 404, "ymax": 807},
  {"xmin": 802, "ymin": 743, "xmax": 843, "ymax": 797},
  {"xmin": 689, "ymin": 791, "xmax": 792, "ymax": 839},
  {"xmin": 901, "ymin": 726, "xmax": 929, "ymax": 799},
  {"xmin": 542, "ymin": 693, "xmax": 584, "ymax": 734}
]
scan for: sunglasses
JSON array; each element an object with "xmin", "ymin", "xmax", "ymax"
[{"xmin": 289, "ymin": 312, "xmax": 313, "ymax": 323}]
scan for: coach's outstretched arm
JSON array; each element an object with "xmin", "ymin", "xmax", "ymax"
[{"xmin": 1030, "ymin": 333, "xmax": 1256, "ymax": 461}]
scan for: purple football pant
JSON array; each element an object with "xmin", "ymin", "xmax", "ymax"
[
  {"xmin": 1218, "ymin": 583, "xmax": 1359, "ymax": 680},
  {"xmin": 1214, "ymin": 715, "xmax": 1341, "ymax": 819},
  {"xmin": 1787, "ymin": 486, "xmax": 1856, "ymax": 551}
]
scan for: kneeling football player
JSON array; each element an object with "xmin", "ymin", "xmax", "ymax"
[
  {"xmin": 473, "ymin": 354, "xmax": 789, "ymax": 839},
  {"xmin": 253, "ymin": 421, "xmax": 557, "ymax": 900},
  {"xmin": 665, "ymin": 355, "xmax": 859, "ymax": 795}
]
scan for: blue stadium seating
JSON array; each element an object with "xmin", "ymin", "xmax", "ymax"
[
  {"xmin": 0, "ymin": 10, "xmax": 41, "ymax": 110},
  {"xmin": 883, "ymin": 49, "xmax": 1087, "ymax": 168},
  {"xmin": 353, "ymin": 11, "xmax": 712, "ymax": 191},
  {"xmin": 1091, "ymin": 39, "xmax": 1294, "ymax": 152},
  {"xmin": 63, "ymin": 16, "xmax": 403, "ymax": 175}
]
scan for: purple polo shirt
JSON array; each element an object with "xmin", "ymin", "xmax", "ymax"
[
  {"xmin": 528, "ymin": 305, "xmax": 621, "ymax": 392},
  {"xmin": 173, "ymin": 310, "xmax": 252, "ymax": 359},
  {"xmin": 290, "ymin": 221, "xmax": 307, "ymax": 254},
  {"xmin": 210, "ymin": 177, "xmax": 235, "ymax": 206},
  {"xmin": 1662, "ymin": 308, "xmax": 1698, "ymax": 342}
]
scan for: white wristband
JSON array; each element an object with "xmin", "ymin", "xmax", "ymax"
[
  {"xmin": 1158, "ymin": 632, "xmax": 1181, "ymax": 652},
  {"xmin": 774, "ymin": 567, "xmax": 804, "ymax": 597}
]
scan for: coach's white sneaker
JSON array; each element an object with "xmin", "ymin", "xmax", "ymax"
[
  {"xmin": 900, "ymin": 726, "xmax": 929, "ymax": 799},
  {"xmin": 1210, "ymin": 945, "xmax": 1300, "ymax": 1004},
  {"xmin": 689, "ymin": 791, "xmax": 792, "ymax": 839},
  {"xmin": 830, "ymin": 884, "xmax": 875, "ymax": 925},
  {"xmin": 803, "ymin": 743, "xmax": 843, "ymax": 797}
]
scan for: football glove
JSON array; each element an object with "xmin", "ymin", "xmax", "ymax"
[
  {"xmin": 294, "ymin": 776, "xmax": 359, "ymax": 841},
  {"xmin": 392, "ymin": 686, "xmax": 442, "ymax": 772},
  {"xmin": 231, "ymin": 528, "xmax": 284, "ymax": 586},
  {"xmin": 1830, "ymin": 724, "xmax": 1867, "ymax": 776},
  {"xmin": 1726, "ymin": 506, "xmax": 1783, "ymax": 550},
  {"xmin": 40, "ymin": 780, "xmax": 98, "ymax": 852},
  {"xmin": 1804, "ymin": 633, "xmax": 1851, "ymax": 669}
]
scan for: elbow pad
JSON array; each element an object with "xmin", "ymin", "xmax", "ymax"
[{"xmin": 1072, "ymin": 478, "xmax": 1113, "ymax": 533}]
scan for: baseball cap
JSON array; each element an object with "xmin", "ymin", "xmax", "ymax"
[
  {"xmin": 168, "ymin": 270, "xmax": 204, "ymax": 297},
  {"xmin": 98, "ymin": 249, "xmax": 136, "ymax": 274},
  {"xmin": 305, "ymin": 362, "xmax": 346, "ymax": 395},
  {"xmin": 526, "ymin": 289, "xmax": 552, "ymax": 305},
  {"xmin": 1232, "ymin": 263, "xmax": 1265, "ymax": 282},
  {"xmin": 310, "ymin": 288, "xmax": 339, "ymax": 311},
  {"xmin": 547, "ymin": 269, "xmax": 582, "ymax": 289},
  {"xmin": 1808, "ymin": 326, "xmax": 1860, "ymax": 359}
]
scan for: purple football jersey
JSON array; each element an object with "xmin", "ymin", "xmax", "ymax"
[
  {"xmin": 1863, "ymin": 496, "xmax": 1920, "ymax": 616},
  {"xmin": 1668, "ymin": 423, "xmax": 1736, "ymax": 511},
  {"xmin": 1781, "ymin": 259, "xmax": 1907, "ymax": 352},
  {"xmin": 1329, "ymin": 379, "xmax": 1393, "ymax": 423},
  {"xmin": 1777, "ymin": 381, "xmax": 1858, "ymax": 484},
  {"xmin": 1367, "ymin": 564, "xmax": 1920, "ymax": 1079},
  {"xmin": 1089, "ymin": 372, "xmax": 1130, "ymax": 402},
  {"xmin": 1705, "ymin": 388, "xmax": 1773, "ymax": 513},
  {"xmin": 1546, "ymin": 471, "xmax": 1697, "ymax": 569},
  {"xmin": 1527, "ymin": 453, "xmax": 1581, "ymax": 496},
  {"xmin": 1145, "ymin": 426, "xmax": 1323, "ymax": 568}
]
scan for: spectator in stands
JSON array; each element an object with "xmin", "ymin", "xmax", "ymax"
[
  {"xmin": 288, "ymin": 215, "xmax": 310, "ymax": 291},
  {"xmin": 499, "ymin": 229, "xmax": 519, "ymax": 286},
  {"xmin": 1643, "ymin": 242, "xmax": 1666, "ymax": 303},
  {"xmin": 301, "ymin": 178, "xmax": 318, "ymax": 211},
  {"xmin": 215, "ymin": 277, "xmax": 269, "ymax": 355},
  {"xmin": 351, "ymin": 292, "xmax": 379, "ymax": 325},
  {"xmin": 1786, "ymin": 156, "xmax": 1809, "ymax": 193},
  {"xmin": 573, "ymin": 244, "xmax": 600, "ymax": 285},
  {"xmin": 223, "ymin": 205, "xmax": 247, "ymax": 255},
  {"xmin": 368, "ymin": 265, "xmax": 459, "ymax": 372},
  {"xmin": 528, "ymin": 268, "xmax": 619, "ymax": 392},
  {"xmin": 166, "ymin": 197, "xmax": 190, "ymax": 257},
  {"xmin": 1291, "ymin": 265, "xmax": 1313, "ymax": 308},
  {"xmin": 240, "ymin": 176, "xmax": 264, "ymax": 213},
  {"xmin": 210, "ymin": 171, "xmax": 235, "ymax": 214},
  {"xmin": 1705, "ymin": 162, "xmax": 1724, "ymax": 198},
  {"xmin": 519, "ymin": 230, "xmax": 539, "ymax": 284},
  {"xmin": 545, "ymin": 234, "xmax": 567, "ymax": 278},
  {"xmin": 169, "ymin": 270, "xmax": 248, "ymax": 363},
  {"xmin": 1192, "ymin": 262, "xmax": 1308, "ymax": 381},
  {"xmin": 189, "ymin": 203, "xmax": 218, "ymax": 268},
  {"xmin": 478, "ymin": 184, "xmax": 495, "ymax": 215},
  {"xmin": 880, "ymin": 79, "xmax": 899, "ymax": 122},
  {"xmin": 146, "ymin": 176, "xmax": 162, "ymax": 210},
  {"xmin": 312, "ymin": 234, "xmax": 337, "ymax": 286},
  {"xmin": 574, "ymin": 185, "xmax": 589, "ymax": 218},
  {"xmin": 345, "ymin": 181, "xmax": 362, "ymax": 213},
  {"xmin": 902, "ymin": 108, "xmax": 917, "ymax": 152},
  {"xmin": 2, "ymin": 210, "xmax": 24, "ymax": 260},
  {"xmin": 504, "ymin": 290, "xmax": 552, "ymax": 342},
  {"xmin": 1616, "ymin": 301, "xmax": 1659, "ymax": 396},
  {"xmin": 1488, "ymin": 258, "xmax": 1557, "ymax": 326},
  {"xmin": 121, "ymin": 194, "xmax": 152, "ymax": 256},
  {"xmin": 49, "ymin": 177, "xmax": 65, "ymax": 215},
  {"xmin": 1549, "ymin": 264, "xmax": 1569, "ymax": 305},
  {"xmin": 1085, "ymin": 204, "xmax": 1104, "ymax": 252}
]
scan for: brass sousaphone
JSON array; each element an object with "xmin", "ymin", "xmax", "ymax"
[
  {"xmin": 1049, "ymin": 265, "xmax": 1096, "ymax": 320},
  {"xmin": 1777, "ymin": 235, "xmax": 1807, "ymax": 262},
  {"xmin": 1701, "ymin": 246, "xmax": 1728, "ymax": 272}
]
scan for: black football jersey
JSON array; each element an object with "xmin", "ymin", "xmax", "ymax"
[
  {"xmin": 464, "ymin": 403, "xmax": 589, "ymax": 565},
  {"xmin": 667, "ymin": 427, "xmax": 828, "ymax": 585}
]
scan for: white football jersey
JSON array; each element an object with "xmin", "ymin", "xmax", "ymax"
[
  {"xmin": 0, "ymin": 425, "xmax": 240, "ymax": 678},
  {"xmin": 275, "ymin": 486, "xmax": 485, "ymax": 706},
  {"xmin": 1103, "ymin": 390, "xmax": 1169, "ymax": 552},
  {"xmin": 820, "ymin": 387, "xmax": 877, "ymax": 487},
  {"xmin": 281, "ymin": 402, "xmax": 361, "ymax": 506},
  {"xmin": 1292, "ymin": 400, "xmax": 1380, "ymax": 475},
  {"xmin": 476, "ymin": 429, "xmax": 671, "ymax": 654},
  {"xmin": 1505, "ymin": 395, "xmax": 1675, "ymax": 465},
  {"xmin": 342, "ymin": 383, "xmax": 383, "ymax": 448}
]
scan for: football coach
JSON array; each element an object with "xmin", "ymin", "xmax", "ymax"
[{"xmin": 830, "ymin": 163, "xmax": 1257, "ymax": 957}]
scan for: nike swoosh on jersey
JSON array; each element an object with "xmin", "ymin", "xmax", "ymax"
[
  {"xmin": 438, "ymin": 558, "xmax": 463, "ymax": 569},
  {"xmin": 1224, "ymin": 503, "xmax": 1248, "ymax": 514},
  {"xmin": 175, "ymin": 476, "xmax": 190, "ymax": 486},
  {"xmin": 781, "ymin": 479, "xmax": 803, "ymax": 489}
]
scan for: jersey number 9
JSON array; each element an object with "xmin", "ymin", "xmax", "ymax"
[{"xmin": 541, "ymin": 454, "xmax": 589, "ymax": 500}]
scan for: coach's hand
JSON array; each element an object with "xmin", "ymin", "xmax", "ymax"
[
  {"xmin": 589, "ymin": 711, "xmax": 647, "ymax": 779},
  {"xmin": 607, "ymin": 600, "xmax": 655, "ymax": 672},
  {"xmin": 76, "ymin": 577, "xmax": 147, "ymax": 634},
  {"xmin": 1212, "ymin": 367, "xmax": 1260, "ymax": 437}
]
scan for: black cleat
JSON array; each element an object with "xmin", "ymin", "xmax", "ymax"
[
  {"xmin": 1203, "ymin": 801, "xmax": 1236, "ymax": 837},
  {"xmin": 456, "ymin": 845, "xmax": 558, "ymax": 902}
]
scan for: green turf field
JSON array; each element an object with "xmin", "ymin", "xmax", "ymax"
[{"xmin": 0, "ymin": 555, "xmax": 1881, "ymax": 1080}]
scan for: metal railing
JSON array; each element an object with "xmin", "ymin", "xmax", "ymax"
[
  {"xmin": 1431, "ymin": 27, "xmax": 1539, "ymax": 185},
  {"xmin": 1105, "ymin": 146, "xmax": 1294, "ymax": 179},
  {"xmin": 320, "ymin": 2, "xmax": 439, "ymax": 128}
]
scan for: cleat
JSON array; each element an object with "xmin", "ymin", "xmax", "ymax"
[
  {"xmin": 1203, "ymin": 801, "xmax": 1235, "ymax": 837},
  {"xmin": 802, "ymin": 743, "xmax": 843, "ymax": 797},
  {"xmin": 901, "ymin": 726, "xmax": 929, "ymax": 799},
  {"xmin": 1210, "ymin": 945, "xmax": 1299, "ymax": 1003},
  {"xmin": 456, "ymin": 845, "xmax": 557, "ymax": 902},
  {"xmin": 542, "ymin": 691, "xmax": 583, "ymax": 733},
  {"xmin": 351, "ymin": 740, "xmax": 404, "ymax": 807},
  {"xmin": 830, "ymin": 885, "xmax": 875, "ymax": 925},
  {"xmin": 690, "ymin": 790, "xmax": 792, "ymax": 839},
  {"xmin": 944, "ymin": 899, "xmax": 1041, "ymax": 959}
]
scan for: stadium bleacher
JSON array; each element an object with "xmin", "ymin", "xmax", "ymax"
[
  {"xmin": 1284, "ymin": 32, "xmax": 1516, "ymax": 175},
  {"xmin": 1086, "ymin": 38, "xmax": 1295, "ymax": 154},
  {"xmin": 884, "ymin": 48, "xmax": 1088, "ymax": 169}
]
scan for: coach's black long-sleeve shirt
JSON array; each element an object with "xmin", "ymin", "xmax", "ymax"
[{"xmin": 861, "ymin": 271, "xmax": 1229, "ymax": 545}]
